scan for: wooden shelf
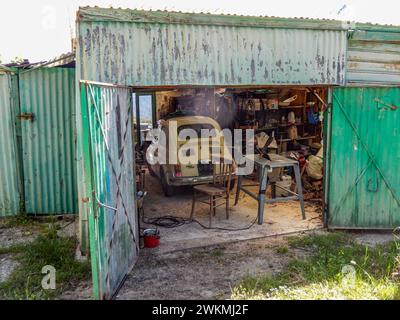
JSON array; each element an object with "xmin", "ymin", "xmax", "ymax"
[
  {"xmin": 256, "ymin": 123, "xmax": 305, "ymax": 131},
  {"xmin": 279, "ymin": 105, "xmax": 307, "ymax": 109},
  {"xmin": 278, "ymin": 136, "xmax": 316, "ymax": 143},
  {"xmin": 279, "ymin": 122, "xmax": 304, "ymax": 127}
]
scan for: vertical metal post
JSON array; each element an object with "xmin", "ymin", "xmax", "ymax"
[{"xmin": 323, "ymin": 87, "xmax": 333, "ymax": 228}]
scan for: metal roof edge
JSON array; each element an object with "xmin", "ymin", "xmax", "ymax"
[
  {"xmin": 354, "ymin": 22, "xmax": 400, "ymax": 33},
  {"xmin": 77, "ymin": 6, "xmax": 350, "ymax": 31},
  {"xmin": 18, "ymin": 53, "xmax": 76, "ymax": 75},
  {"xmin": 43, "ymin": 52, "xmax": 76, "ymax": 68},
  {"xmin": 0, "ymin": 65, "xmax": 17, "ymax": 74}
]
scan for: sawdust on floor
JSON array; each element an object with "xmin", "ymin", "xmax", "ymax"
[{"xmin": 139, "ymin": 173, "xmax": 323, "ymax": 254}]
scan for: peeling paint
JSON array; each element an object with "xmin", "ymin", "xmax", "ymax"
[
  {"xmin": 78, "ymin": 21, "xmax": 347, "ymax": 86},
  {"xmin": 347, "ymin": 32, "xmax": 400, "ymax": 84},
  {"xmin": 0, "ymin": 73, "xmax": 21, "ymax": 216}
]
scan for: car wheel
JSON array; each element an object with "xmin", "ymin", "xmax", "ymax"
[{"xmin": 160, "ymin": 170, "xmax": 175, "ymax": 197}]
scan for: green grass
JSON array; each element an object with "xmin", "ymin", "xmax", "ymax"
[
  {"xmin": 0, "ymin": 226, "xmax": 91, "ymax": 300},
  {"xmin": 0, "ymin": 244, "xmax": 26, "ymax": 255},
  {"xmin": 232, "ymin": 232, "xmax": 400, "ymax": 300},
  {"xmin": 276, "ymin": 246, "xmax": 289, "ymax": 254},
  {"xmin": 0, "ymin": 215, "xmax": 37, "ymax": 229}
]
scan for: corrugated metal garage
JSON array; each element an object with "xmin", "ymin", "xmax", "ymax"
[
  {"xmin": 0, "ymin": 55, "xmax": 78, "ymax": 216},
  {"xmin": 75, "ymin": 7, "xmax": 353, "ymax": 300}
]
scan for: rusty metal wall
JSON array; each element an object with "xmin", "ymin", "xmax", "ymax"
[
  {"xmin": 0, "ymin": 71, "xmax": 22, "ymax": 216},
  {"xmin": 77, "ymin": 8, "xmax": 347, "ymax": 86},
  {"xmin": 346, "ymin": 29, "xmax": 400, "ymax": 85},
  {"xmin": 19, "ymin": 68, "xmax": 78, "ymax": 214},
  {"xmin": 75, "ymin": 7, "xmax": 348, "ymax": 253}
]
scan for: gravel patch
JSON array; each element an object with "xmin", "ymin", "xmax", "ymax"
[{"xmin": 0, "ymin": 255, "xmax": 19, "ymax": 283}]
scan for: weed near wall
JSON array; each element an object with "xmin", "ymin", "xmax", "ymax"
[{"xmin": 0, "ymin": 226, "xmax": 90, "ymax": 300}]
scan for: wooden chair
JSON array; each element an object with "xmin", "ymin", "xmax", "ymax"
[{"xmin": 190, "ymin": 160, "xmax": 236, "ymax": 227}]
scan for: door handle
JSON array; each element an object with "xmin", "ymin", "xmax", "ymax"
[{"xmin": 17, "ymin": 113, "xmax": 35, "ymax": 122}]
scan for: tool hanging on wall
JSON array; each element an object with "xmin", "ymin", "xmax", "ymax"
[
  {"xmin": 307, "ymin": 88, "xmax": 328, "ymax": 111},
  {"xmin": 307, "ymin": 105, "xmax": 319, "ymax": 125}
]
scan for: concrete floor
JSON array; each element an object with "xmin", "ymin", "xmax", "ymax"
[{"xmin": 140, "ymin": 173, "xmax": 324, "ymax": 254}]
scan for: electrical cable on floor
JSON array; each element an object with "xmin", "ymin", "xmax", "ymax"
[
  {"xmin": 140, "ymin": 200, "xmax": 257, "ymax": 232},
  {"xmin": 191, "ymin": 216, "xmax": 257, "ymax": 231}
]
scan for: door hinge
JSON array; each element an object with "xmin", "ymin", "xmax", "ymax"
[{"xmin": 17, "ymin": 112, "xmax": 35, "ymax": 122}]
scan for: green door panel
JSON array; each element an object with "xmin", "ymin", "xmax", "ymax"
[
  {"xmin": 81, "ymin": 82, "xmax": 138, "ymax": 300},
  {"xmin": 329, "ymin": 87, "xmax": 400, "ymax": 229}
]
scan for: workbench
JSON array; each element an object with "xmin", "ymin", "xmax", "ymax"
[{"xmin": 234, "ymin": 153, "xmax": 306, "ymax": 225}]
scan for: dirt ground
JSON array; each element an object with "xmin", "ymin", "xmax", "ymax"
[
  {"xmin": 139, "ymin": 173, "xmax": 323, "ymax": 254},
  {"xmin": 116, "ymin": 173, "xmax": 323, "ymax": 300},
  {"xmin": 0, "ymin": 218, "xmax": 395, "ymax": 300},
  {"xmin": 1, "ymin": 174, "xmax": 396, "ymax": 300},
  {"xmin": 0, "ymin": 172, "xmax": 324, "ymax": 300},
  {"xmin": 117, "ymin": 234, "xmax": 312, "ymax": 300}
]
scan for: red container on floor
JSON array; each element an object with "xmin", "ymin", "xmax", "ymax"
[{"xmin": 143, "ymin": 229, "xmax": 160, "ymax": 248}]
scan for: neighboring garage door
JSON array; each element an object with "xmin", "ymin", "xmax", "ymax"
[
  {"xmin": 328, "ymin": 87, "xmax": 400, "ymax": 229},
  {"xmin": 80, "ymin": 81, "xmax": 139, "ymax": 300},
  {"xmin": 19, "ymin": 68, "xmax": 77, "ymax": 214}
]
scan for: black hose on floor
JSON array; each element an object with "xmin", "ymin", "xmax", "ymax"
[{"xmin": 140, "ymin": 202, "xmax": 257, "ymax": 232}]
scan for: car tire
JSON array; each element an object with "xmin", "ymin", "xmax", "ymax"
[{"xmin": 160, "ymin": 170, "xmax": 175, "ymax": 197}]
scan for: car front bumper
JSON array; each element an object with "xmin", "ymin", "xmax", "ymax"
[{"xmin": 166, "ymin": 174, "xmax": 214, "ymax": 187}]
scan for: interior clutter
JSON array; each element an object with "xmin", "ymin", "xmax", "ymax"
[
  {"xmin": 135, "ymin": 86, "xmax": 326, "ymax": 246},
  {"xmin": 140, "ymin": 87, "xmax": 325, "ymax": 199}
]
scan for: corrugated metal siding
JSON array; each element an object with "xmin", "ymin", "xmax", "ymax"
[
  {"xmin": 328, "ymin": 87, "xmax": 400, "ymax": 228},
  {"xmin": 75, "ymin": 8, "xmax": 347, "ymax": 252},
  {"xmin": 346, "ymin": 30, "xmax": 400, "ymax": 85},
  {"xmin": 77, "ymin": 21, "xmax": 347, "ymax": 86},
  {"xmin": 19, "ymin": 68, "xmax": 78, "ymax": 214},
  {"xmin": 0, "ymin": 73, "xmax": 22, "ymax": 216},
  {"xmin": 81, "ymin": 82, "xmax": 138, "ymax": 299}
]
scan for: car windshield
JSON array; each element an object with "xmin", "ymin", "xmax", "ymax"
[{"xmin": 178, "ymin": 123, "xmax": 217, "ymax": 137}]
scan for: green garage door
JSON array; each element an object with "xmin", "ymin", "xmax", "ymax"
[
  {"xmin": 19, "ymin": 68, "xmax": 77, "ymax": 214},
  {"xmin": 328, "ymin": 87, "xmax": 400, "ymax": 229},
  {"xmin": 81, "ymin": 81, "xmax": 138, "ymax": 300}
]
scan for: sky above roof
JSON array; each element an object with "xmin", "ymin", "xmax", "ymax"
[{"xmin": 0, "ymin": 0, "xmax": 399, "ymax": 64}]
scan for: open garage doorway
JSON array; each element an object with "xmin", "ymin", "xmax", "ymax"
[{"xmin": 134, "ymin": 86, "xmax": 328, "ymax": 254}]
